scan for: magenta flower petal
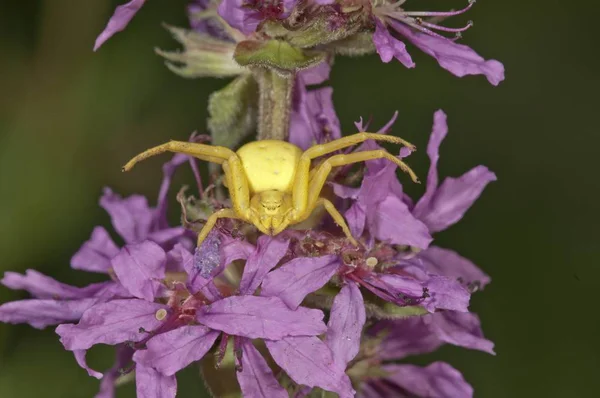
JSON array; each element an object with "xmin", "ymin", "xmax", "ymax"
[
  {"xmin": 239, "ymin": 236, "xmax": 289, "ymax": 295},
  {"xmin": 111, "ymin": 241, "xmax": 166, "ymax": 301},
  {"xmin": 1, "ymin": 270, "xmax": 109, "ymax": 299},
  {"xmin": 413, "ymin": 111, "xmax": 496, "ymax": 233},
  {"xmin": 290, "ymin": 87, "xmax": 341, "ymax": 150},
  {"xmin": 56, "ymin": 299, "xmax": 168, "ymax": 350},
  {"xmin": 133, "ymin": 325, "xmax": 220, "ymax": 376},
  {"xmin": 368, "ymin": 194, "xmax": 432, "ymax": 248},
  {"xmin": 298, "ymin": 61, "xmax": 331, "ymax": 86},
  {"xmin": 260, "ymin": 255, "xmax": 339, "ymax": 309},
  {"xmin": 325, "ymin": 282, "xmax": 365, "ymax": 368},
  {"xmin": 74, "ymin": 350, "xmax": 103, "ymax": 379},
  {"xmin": 217, "ymin": 0, "xmax": 261, "ymax": 35},
  {"xmin": 94, "ymin": 0, "xmax": 147, "ymax": 51},
  {"xmin": 0, "ymin": 298, "xmax": 100, "ymax": 329},
  {"xmin": 427, "ymin": 311, "xmax": 495, "ymax": 355},
  {"xmin": 266, "ymin": 336, "xmax": 355, "ymax": 398},
  {"xmin": 423, "ymin": 276, "xmax": 470, "ymax": 313},
  {"xmin": 418, "ymin": 166, "xmax": 497, "ymax": 233},
  {"xmin": 413, "ymin": 110, "xmax": 447, "ymax": 216},
  {"xmin": 99, "ymin": 188, "xmax": 154, "ymax": 244},
  {"xmin": 135, "ymin": 364, "xmax": 177, "ymax": 398},
  {"xmin": 166, "ymin": 243, "xmax": 193, "ymax": 273},
  {"xmin": 373, "ymin": 21, "xmax": 415, "ymax": 68},
  {"xmin": 71, "ymin": 227, "xmax": 119, "ymax": 273},
  {"xmin": 375, "ymin": 311, "xmax": 494, "ymax": 360},
  {"xmin": 390, "ymin": 20, "xmax": 504, "ymax": 86},
  {"xmin": 237, "ymin": 339, "xmax": 288, "ymax": 398},
  {"xmin": 417, "ymin": 246, "xmax": 491, "ymax": 289},
  {"xmin": 381, "ymin": 362, "xmax": 473, "ymax": 398},
  {"xmin": 198, "ymin": 295, "xmax": 326, "ymax": 339}
]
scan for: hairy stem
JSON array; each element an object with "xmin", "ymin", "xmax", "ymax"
[{"xmin": 254, "ymin": 68, "xmax": 294, "ymax": 140}]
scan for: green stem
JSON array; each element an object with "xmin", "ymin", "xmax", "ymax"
[{"xmin": 254, "ymin": 68, "xmax": 294, "ymax": 141}]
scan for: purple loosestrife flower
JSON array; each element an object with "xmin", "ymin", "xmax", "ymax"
[
  {"xmin": 372, "ymin": 0, "xmax": 505, "ymax": 85},
  {"xmin": 57, "ymin": 234, "xmax": 353, "ymax": 397}
]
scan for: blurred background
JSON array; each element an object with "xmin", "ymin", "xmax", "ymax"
[{"xmin": 0, "ymin": 0, "xmax": 598, "ymax": 397}]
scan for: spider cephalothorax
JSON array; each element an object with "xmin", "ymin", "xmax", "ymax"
[{"xmin": 123, "ymin": 133, "xmax": 418, "ymax": 246}]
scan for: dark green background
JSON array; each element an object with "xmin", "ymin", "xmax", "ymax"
[{"xmin": 1, "ymin": 0, "xmax": 598, "ymax": 397}]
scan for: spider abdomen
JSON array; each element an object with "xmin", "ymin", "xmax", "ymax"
[{"xmin": 236, "ymin": 140, "xmax": 302, "ymax": 193}]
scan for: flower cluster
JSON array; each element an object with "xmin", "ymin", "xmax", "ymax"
[{"xmin": 1, "ymin": 0, "xmax": 503, "ymax": 397}]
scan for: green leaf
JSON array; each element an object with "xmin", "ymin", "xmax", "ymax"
[
  {"xmin": 208, "ymin": 74, "xmax": 258, "ymax": 148},
  {"xmin": 233, "ymin": 40, "xmax": 325, "ymax": 72}
]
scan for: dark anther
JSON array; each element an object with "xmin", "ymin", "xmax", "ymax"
[
  {"xmin": 422, "ymin": 287, "xmax": 430, "ymax": 298},
  {"xmin": 139, "ymin": 327, "xmax": 147, "ymax": 333}
]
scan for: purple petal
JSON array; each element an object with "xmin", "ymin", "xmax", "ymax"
[
  {"xmin": 236, "ymin": 339, "xmax": 288, "ymax": 398},
  {"xmin": 239, "ymin": 236, "xmax": 289, "ymax": 295},
  {"xmin": 1, "ymin": 270, "xmax": 109, "ymax": 299},
  {"xmin": 413, "ymin": 110, "xmax": 447, "ymax": 217},
  {"xmin": 391, "ymin": 20, "xmax": 504, "ymax": 85},
  {"xmin": 373, "ymin": 311, "xmax": 494, "ymax": 360},
  {"xmin": 71, "ymin": 227, "xmax": 119, "ymax": 273},
  {"xmin": 96, "ymin": 345, "xmax": 135, "ymax": 398},
  {"xmin": 346, "ymin": 203, "xmax": 367, "ymax": 239},
  {"xmin": 99, "ymin": 188, "xmax": 154, "ymax": 244},
  {"xmin": 423, "ymin": 276, "xmax": 470, "ymax": 312},
  {"xmin": 198, "ymin": 295, "xmax": 326, "ymax": 339},
  {"xmin": 373, "ymin": 21, "xmax": 415, "ymax": 68},
  {"xmin": 325, "ymin": 282, "xmax": 365, "ymax": 368},
  {"xmin": 367, "ymin": 194, "xmax": 432, "ymax": 248},
  {"xmin": 290, "ymin": 86, "xmax": 341, "ymax": 150},
  {"xmin": 133, "ymin": 325, "xmax": 219, "ymax": 376},
  {"xmin": 135, "ymin": 364, "xmax": 177, "ymax": 398},
  {"xmin": 217, "ymin": 0, "xmax": 261, "ymax": 35},
  {"xmin": 94, "ymin": 0, "xmax": 147, "ymax": 51},
  {"xmin": 266, "ymin": 336, "xmax": 355, "ymax": 398},
  {"xmin": 166, "ymin": 243, "xmax": 193, "ymax": 273},
  {"xmin": 298, "ymin": 61, "xmax": 331, "ymax": 85},
  {"xmin": 419, "ymin": 166, "xmax": 497, "ymax": 233},
  {"xmin": 0, "ymin": 298, "xmax": 100, "ymax": 329},
  {"xmin": 260, "ymin": 255, "xmax": 339, "ymax": 309},
  {"xmin": 56, "ymin": 299, "xmax": 168, "ymax": 350},
  {"xmin": 416, "ymin": 246, "xmax": 491, "ymax": 289},
  {"xmin": 111, "ymin": 241, "xmax": 166, "ymax": 301},
  {"xmin": 382, "ymin": 362, "xmax": 473, "ymax": 398},
  {"xmin": 147, "ymin": 227, "xmax": 188, "ymax": 248},
  {"xmin": 428, "ymin": 311, "xmax": 495, "ymax": 354},
  {"xmin": 74, "ymin": 350, "xmax": 103, "ymax": 379},
  {"xmin": 373, "ymin": 318, "xmax": 444, "ymax": 360},
  {"xmin": 412, "ymin": 111, "xmax": 496, "ymax": 232}
]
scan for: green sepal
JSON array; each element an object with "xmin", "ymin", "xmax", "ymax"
[
  {"xmin": 157, "ymin": 25, "xmax": 244, "ymax": 78},
  {"xmin": 306, "ymin": 388, "xmax": 340, "ymax": 398},
  {"xmin": 234, "ymin": 40, "xmax": 325, "ymax": 72},
  {"xmin": 262, "ymin": 8, "xmax": 368, "ymax": 49},
  {"xmin": 326, "ymin": 32, "xmax": 376, "ymax": 56},
  {"xmin": 365, "ymin": 301, "xmax": 429, "ymax": 320},
  {"xmin": 208, "ymin": 74, "xmax": 258, "ymax": 148}
]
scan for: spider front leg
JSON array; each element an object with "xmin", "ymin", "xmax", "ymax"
[{"xmin": 122, "ymin": 140, "xmax": 236, "ymax": 171}]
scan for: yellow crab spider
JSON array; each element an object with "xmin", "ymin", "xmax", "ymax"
[{"xmin": 122, "ymin": 133, "xmax": 419, "ymax": 247}]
